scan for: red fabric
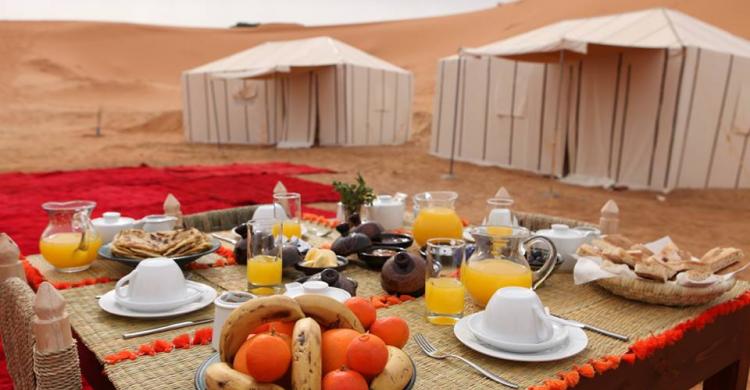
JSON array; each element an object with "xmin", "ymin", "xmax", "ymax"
[
  {"xmin": 0, "ymin": 162, "xmax": 337, "ymax": 389},
  {"xmin": 0, "ymin": 162, "xmax": 337, "ymax": 254}
]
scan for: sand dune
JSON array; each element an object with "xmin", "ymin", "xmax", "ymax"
[
  {"xmin": 1, "ymin": 0, "xmax": 749, "ymax": 271},
  {"xmin": 3, "ymin": 0, "xmax": 750, "ymax": 113}
]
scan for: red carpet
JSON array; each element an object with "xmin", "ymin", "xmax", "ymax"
[
  {"xmin": 1, "ymin": 162, "xmax": 338, "ymax": 254},
  {"xmin": 0, "ymin": 162, "xmax": 338, "ymax": 389}
]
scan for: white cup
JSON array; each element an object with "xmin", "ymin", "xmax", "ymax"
[
  {"xmin": 115, "ymin": 258, "xmax": 199, "ymax": 311},
  {"xmin": 481, "ymin": 287, "xmax": 553, "ymax": 344},
  {"xmin": 212, "ymin": 291, "xmax": 255, "ymax": 351}
]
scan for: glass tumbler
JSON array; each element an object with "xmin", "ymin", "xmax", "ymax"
[
  {"xmin": 424, "ymin": 238, "xmax": 466, "ymax": 325},
  {"xmin": 246, "ymin": 218, "xmax": 283, "ymax": 295}
]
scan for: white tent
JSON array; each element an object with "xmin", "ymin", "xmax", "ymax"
[
  {"xmin": 183, "ymin": 37, "xmax": 413, "ymax": 148},
  {"xmin": 431, "ymin": 8, "xmax": 750, "ymax": 190}
]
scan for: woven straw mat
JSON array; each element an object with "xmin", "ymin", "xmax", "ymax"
[{"xmin": 40, "ymin": 219, "xmax": 750, "ymax": 389}]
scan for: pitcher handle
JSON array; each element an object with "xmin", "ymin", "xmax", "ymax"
[
  {"xmin": 115, "ymin": 271, "xmax": 136, "ymax": 299},
  {"xmin": 524, "ymin": 236, "xmax": 558, "ymax": 290}
]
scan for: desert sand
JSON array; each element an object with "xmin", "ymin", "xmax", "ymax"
[{"xmin": 1, "ymin": 0, "xmax": 749, "ymax": 276}]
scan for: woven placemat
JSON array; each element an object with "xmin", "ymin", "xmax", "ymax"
[
  {"xmin": 28, "ymin": 255, "xmax": 132, "ymax": 283},
  {"xmin": 58, "ymin": 274, "xmax": 223, "ymax": 389},
  {"xmin": 379, "ymin": 274, "xmax": 750, "ymax": 389}
]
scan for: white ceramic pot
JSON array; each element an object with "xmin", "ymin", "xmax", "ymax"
[
  {"xmin": 366, "ymin": 194, "xmax": 406, "ymax": 230},
  {"xmin": 134, "ymin": 215, "xmax": 178, "ymax": 232},
  {"xmin": 92, "ymin": 211, "xmax": 135, "ymax": 243},
  {"xmin": 535, "ymin": 224, "xmax": 600, "ymax": 271}
]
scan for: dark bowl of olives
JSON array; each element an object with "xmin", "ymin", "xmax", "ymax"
[
  {"xmin": 358, "ymin": 246, "xmax": 405, "ymax": 269},
  {"xmin": 372, "ymin": 233, "xmax": 414, "ymax": 249}
]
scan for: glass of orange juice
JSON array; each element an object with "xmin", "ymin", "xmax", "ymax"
[
  {"xmin": 272, "ymin": 192, "xmax": 302, "ymax": 239},
  {"xmin": 412, "ymin": 191, "xmax": 463, "ymax": 247},
  {"xmin": 247, "ymin": 218, "xmax": 283, "ymax": 295},
  {"xmin": 39, "ymin": 201, "xmax": 102, "ymax": 273},
  {"xmin": 425, "ymin": 238, "xmax": 466, "ymax": 325}
]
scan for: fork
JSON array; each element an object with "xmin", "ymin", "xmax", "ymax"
[{"xmin": 413, "ymin": 333, "xmax": 518, "ymax": 388}]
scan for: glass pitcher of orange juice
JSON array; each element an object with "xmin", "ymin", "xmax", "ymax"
[
  {"xmin": 39, "ymin": 201, "xmax": 102, "ymax": 273},
  {"xmin": 412, "ymin": 191, "xmax": 464, "ymax": 247},
  {"xmin": 461, "ymin": 226, "xmax": 557, "ymax": 307}
]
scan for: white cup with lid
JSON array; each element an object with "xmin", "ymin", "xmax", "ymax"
[
  {"xmin": 212, "ymin": 291, "xmax": 255, "ymax": 351},
  {"xmin": 92, "ymin": 211, "xmax": 135, "ymax": 243}
]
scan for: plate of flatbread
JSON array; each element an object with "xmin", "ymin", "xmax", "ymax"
[{"xmin": 98, "ymin": 228, "xmax": 220, "ymax": 267}]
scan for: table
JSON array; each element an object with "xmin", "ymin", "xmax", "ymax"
[{"xmin": 26, "ymin": 224, "xmax": 750, "ymax": 389}]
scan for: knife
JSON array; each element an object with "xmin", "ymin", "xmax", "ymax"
[
  {"xmin": 122, "ymin": 318, "xmax": 213, "ymax": 339},
  {"xmin": 551, "ymin": 315, "xmax": 629, "ymax": 342}
]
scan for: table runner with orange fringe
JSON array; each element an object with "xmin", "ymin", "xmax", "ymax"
[{"xmin": 21, "ymin": 216, "xmax": 750, "ymax": 389}]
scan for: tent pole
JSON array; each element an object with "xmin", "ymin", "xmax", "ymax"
[
  {"xmin": 444, "ymin": 52, "xmax": 463, "ymax": 180},
  {"xmin": 545, "ymin": 50, "xmax": 565, "ymax": 197}
]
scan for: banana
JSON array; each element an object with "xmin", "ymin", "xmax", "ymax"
[
  {"xmin": 293, "ymin": 295, "xmax": 365, "ymax": 332},
  {"xmin": 220, "ymin": 295, "xmax": 305, "ymax": 363},
  {"xmin": 291, "ymin": 318, "xmax": 322, "ymax": 390},
  {"xmin": 369, "ymin": 346, "xmax": 414, "ymax": 390},
  {"xmin": 205, "ymin": 362, "xmax": 284, "ymax": 390}
]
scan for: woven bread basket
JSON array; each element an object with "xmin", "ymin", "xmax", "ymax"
[{"xmin": 595, "ymin": 276, "xmax": 736, "ymax": 306}]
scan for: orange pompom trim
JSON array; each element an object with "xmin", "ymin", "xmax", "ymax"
[{"xmin": 532, "ymin": 291, "xmax": 750, "ymax": 388}]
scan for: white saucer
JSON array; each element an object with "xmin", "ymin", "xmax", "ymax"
[
  {"xmin": 99, "ymin": 281, "xmax": 217, "ymax": 318},
  {"xmin": 283, "ymin": 282, "xmax": 351, "ymax": 302},
  {"xmin": 467, "ymin": 312, "xmax": 569, "ymax": 353},
  {"xmin": 115, "ymin": 282, "xmax": 205, "ymax": 312},
  {"xmin": 455, "ymin": 313, "xmax": 588, "ymax": 362}
]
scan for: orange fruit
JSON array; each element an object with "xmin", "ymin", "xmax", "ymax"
[
  {"xmin": 244, "ymin": 331, "xmax": 292, "ymax": 382},
  {"xmin": 345, "ymin": 297, "xmax": 377, "ymax": 330},
  {"xmin": 322, "ymin": 367, "xmax": 368, "ymax": 390},
  {"xmin": 321, "ymin": 328, "xmax": 360, "ymax": 374},
  {"xmin": 369, "ymin": 317, "xmax": 410, "ymax": 348},
  {"xmin": 252, "ymin": 320, "xmax": 295, "ymax": 337},
  {"xmin": 232, "ymin": 335, "xmax": 255, "ymax": 374},
  {"xmin": 346, "ymin": 334, "xmax": 388, "ymax": 376}
]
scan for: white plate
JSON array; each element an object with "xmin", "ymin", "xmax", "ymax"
[
  {"xmin": 99, "ymin": 281, "xmax": 217, "ymax": 319},
  {"xmin": 467, "ymin": 312, "xmax": 569, "ymax": 353},
  {"xmin": 454, "ymin": 313, "xmax": 588, "ymax": 362}
]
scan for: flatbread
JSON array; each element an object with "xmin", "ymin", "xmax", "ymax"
[{"xmin": 110, "ymin": 228, "xmax": 212, "ymax": 259}]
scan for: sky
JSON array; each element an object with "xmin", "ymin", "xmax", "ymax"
[{"xmin": 0, "ymin": 0, "xmax": 500, "ymax": 28}]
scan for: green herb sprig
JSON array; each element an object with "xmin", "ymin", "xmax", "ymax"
[{"xmin": 332, "ymin": 173, "xmax": 375, "ymax": 217}]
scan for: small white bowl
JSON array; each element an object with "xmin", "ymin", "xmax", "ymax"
[{"xmin": 284, "ymin": 281, "xmax": 351, "ymax": 302}]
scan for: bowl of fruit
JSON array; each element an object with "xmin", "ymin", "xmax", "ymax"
[{"xmin": 195, "ymin": 295, "xmax": 415, "ymax": 390}]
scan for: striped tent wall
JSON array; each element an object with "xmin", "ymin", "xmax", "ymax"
[{"xmin": 430, "ymin": 47, "xmax": 750, "ymax": 190}]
